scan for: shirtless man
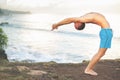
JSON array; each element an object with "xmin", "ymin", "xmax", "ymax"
[{"xmin": 51, "ymin": 12, "xmax": 113, "ymax": 76}]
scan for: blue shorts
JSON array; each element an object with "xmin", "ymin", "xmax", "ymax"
[{"xmin": 99, "ymin": 28, "xmax": 113, "ymax": 48}]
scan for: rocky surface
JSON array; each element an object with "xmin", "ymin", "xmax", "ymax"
[{"xmin": 0, "ymin": 59, "xmax": 119, "ymax": 80}]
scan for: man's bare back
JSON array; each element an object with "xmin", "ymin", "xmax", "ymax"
[{"xmin": 78, "ymin": 12, "xmax": 110, "ymax": 28}]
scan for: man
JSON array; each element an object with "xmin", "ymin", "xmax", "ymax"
[{"xmin": 51, "ymin": 12, "xmax": 113, "ymax": 76}]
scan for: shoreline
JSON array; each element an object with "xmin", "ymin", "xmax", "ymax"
[
  {"xmin": 7, "ymin": 58, "xmax": 120, "ymax": 63},
  {"xmin": 0, "ymin": 59, "xmax": 119, "ymax": 80}
]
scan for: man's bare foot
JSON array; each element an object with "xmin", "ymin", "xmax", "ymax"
[{"xmin": 84, "ymin": 69, "xmax": 98, "ymax": 76}]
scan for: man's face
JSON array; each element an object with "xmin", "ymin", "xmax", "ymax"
[{"xmin": 74, "ymin": 22, "xmax": 83, "ymax": 30}]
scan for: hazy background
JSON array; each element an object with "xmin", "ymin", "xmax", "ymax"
[{"xmin": 0, "ymin": 0, "xmax": 120, "ymax": 14}]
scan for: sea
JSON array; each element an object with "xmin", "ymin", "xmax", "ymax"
[{"xmin": 0, "ymin": 12, "xmax": 120, "ymax": 63}]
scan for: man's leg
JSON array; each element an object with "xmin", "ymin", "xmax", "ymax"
[{"xmin": 84, "ymin": 48, "xmax": 107, "ymax": 76}]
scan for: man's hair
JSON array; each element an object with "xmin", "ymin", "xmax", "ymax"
[{"xmin": 77, "ymin": 23, "xmax": 85, "ymax": 30}]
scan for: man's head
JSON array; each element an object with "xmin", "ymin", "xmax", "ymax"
[{"xmin": 74, "ymin": 22, "xmax": 85, "ymax": 30}]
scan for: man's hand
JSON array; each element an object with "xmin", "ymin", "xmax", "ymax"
[{"xmin": 51, "ymin": 24, "xmax": 58, "ymax": 31}]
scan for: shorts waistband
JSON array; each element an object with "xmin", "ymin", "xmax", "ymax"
[{"xmin": 101, "ymin": 27, "xmax": 112, "ymax": 30}]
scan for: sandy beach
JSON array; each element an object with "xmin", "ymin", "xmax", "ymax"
[{"xmin": 0, "ymin": 59, "xmax": 119, "ymax": 80}]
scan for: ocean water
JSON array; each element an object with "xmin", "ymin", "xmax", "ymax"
[{"xmin": 0, "ymin": 13, "xmax": 120, "ymax": 63}]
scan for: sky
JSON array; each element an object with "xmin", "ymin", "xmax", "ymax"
[{"xmin": 0, "ymin": 0, "xmax": 120, "ymax": 14}]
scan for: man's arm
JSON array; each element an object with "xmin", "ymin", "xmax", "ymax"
[
  {"xmin": 51, "ymin": 17, "xmax": 77, "ymax": 31},
  {"xmin": 51, "ymin": 13, "xmax": 94, "ymax": 31}
]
